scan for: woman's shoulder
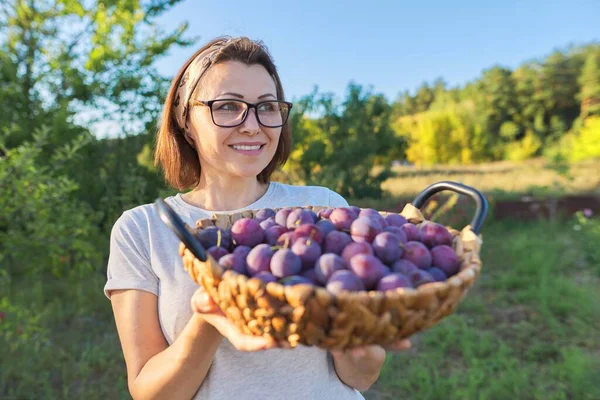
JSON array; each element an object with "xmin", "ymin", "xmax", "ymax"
[
  {"xmin": 111, "ymin": 198, "xmax": 179, "ymax": 237},
  {"xmin": 267, "ymin": 182, "xmax": 349, "ymax": 208},
  {"xmin": 109, "ymin": 203, "xmax": 155, "ymax": 238}
]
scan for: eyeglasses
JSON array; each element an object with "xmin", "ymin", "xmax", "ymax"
[{"xmin": 190, "ymin": 99, "xmax": 293, "ymax": 128}]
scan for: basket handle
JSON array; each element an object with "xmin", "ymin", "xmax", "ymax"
[
  {"xmin": 411, "ymin": 181, "xmax": 489, "ymax": 234},
  {"xmin": 155, "ymin": 198, "xmax": 208, "ymax": 262}
]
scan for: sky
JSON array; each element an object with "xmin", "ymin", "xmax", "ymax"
[{"xmin": 153, "ymin": 0, "xmax": 600, "ymax": 104}]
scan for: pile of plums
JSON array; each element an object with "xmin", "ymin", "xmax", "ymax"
[{"xmin": 195, "ymin": 206, "xmax": 460, "ymax": 294}]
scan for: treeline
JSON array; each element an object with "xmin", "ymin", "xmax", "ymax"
[
  {"xmin": 288, "ymin": 44, "xmax": 600, "ymax": 197},
  {"xmin": 392, "ymin": 45, "xmax": 600, "ymax": 164}
]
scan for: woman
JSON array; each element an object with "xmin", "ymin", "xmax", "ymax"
[{"xmin": 104, "ymin": 36, "xmax": 411, "ymax": 400}]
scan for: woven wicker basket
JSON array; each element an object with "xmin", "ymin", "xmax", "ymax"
[{"xmin": 172, "ymin": 182, "xmax": 486, "ymax": 350}]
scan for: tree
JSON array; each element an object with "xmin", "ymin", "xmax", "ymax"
[
  {"xmin": 394, "ymin": 101, "xmax": 488, "ymax": 166},
  {"xmin": 0, "ymin": 127, "xmax": 102, "ymax": 278},
  {"xmin": 512, "ymin": 64, "xmax": 544, "ymax": 134},
  {"xmin": 391, "ymin": 90, "xmax": 416, "ymax": 118},
  {"xmin": 534, "ymin": 51, "xmax": 582, "ymax": 139},
  {"xmin": 0, "ymin": 0, "xmax": 191, "ymax": 231},
  {"xmin": 287, "ymin": 83, "xmax": 403, "ymax": 199},
  {"xmin": 474, "ymin": 66, "xmax": 519, "ymax": 157},
  {"xmin": 578, "ymin": 50, "xmax": 600, "ymax": 118},
  {"xmin": 0, "ymin": 0, "xmax": 191, "ymax": 148},
  {"xmin": 414, "ymin": 82, "xmax": 435, "ymax": 113},
  {"xmin": 570, "ymin": 116, "xmax": 600, "ymax": 162}
]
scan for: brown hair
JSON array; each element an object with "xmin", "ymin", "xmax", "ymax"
[{"xmin": 154, "ymin": 36, "xmax": 292, "ymax": 190}]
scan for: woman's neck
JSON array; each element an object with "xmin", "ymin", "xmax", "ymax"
[{"xmin": 182, "ymin": 174, "xmax": 269, "ymax": 211}]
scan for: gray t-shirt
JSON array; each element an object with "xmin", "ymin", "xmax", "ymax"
[{"xmin": 104, "ymin": 182, "xmax": 365, "ymax": 400}]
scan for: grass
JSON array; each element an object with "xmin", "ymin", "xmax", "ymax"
[
  {"xmin": 0, "ymin": 274, "xmax": 128, "ymax": 399},
  {"xmin": 381, "ymin": 158, "xmax": 600, "ymax": 200},
  {"xmin": 365, "ymin": 216, "xmax": 600, "ymax": 400}
]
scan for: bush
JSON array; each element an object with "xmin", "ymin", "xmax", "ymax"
[
  {"xmin": 570, "ymin": 116, "xmax": 600, "ymax": 162},
  {"xmin": 0, "ymin": 127, "xmax": 103, "ymax": 279}
]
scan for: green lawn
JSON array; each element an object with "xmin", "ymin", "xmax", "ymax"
[
  {"xmin": 1, "ymin": 214, "xmax": 599, "ymax": 399},
  {"xmin": 366, "ymin": 215, "xmax": 600, "ymax": 400}
]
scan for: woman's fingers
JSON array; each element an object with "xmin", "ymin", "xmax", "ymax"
[
  {"xmin": 191, "ymin": 287, "xmax": 277, "ymax": 351},
  {"xmin": 387, "ymin": 339, "xmax": 412, "ymax": 351},
  {"xmin": 191, "ymin": 288, "xmax": 219, "ymax": 314},
  {"xmin": 203, "ymin": 313, "xmax": 277, "ymax": 351}
]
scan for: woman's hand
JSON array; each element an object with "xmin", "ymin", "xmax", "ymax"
[
  {"xmin": 331, "ymin": 338, "xmax": 411, "ymax": 357},
  {"xmin": 191, "ymin": 287, "xmax": 278, "ymax": 352},
  {"xmin": 330, "ymin": 339, "xmax": 412, "ymax": 392}
]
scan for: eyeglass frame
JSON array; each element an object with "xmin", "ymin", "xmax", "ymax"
[{"xmin": 190, "ymin": 98, "xmax": 294, "ymax": 128}]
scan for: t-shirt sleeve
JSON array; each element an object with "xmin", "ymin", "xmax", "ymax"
[
  {"xmin": 328, "ymin": 189, "xmax": 350, "ymax": 207},
  {"xmin": 104, "ymin": 210, "xmax": 159, "ymax": 299}
]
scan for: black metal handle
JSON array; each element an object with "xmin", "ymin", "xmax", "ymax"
[
  {"xmin": 411, "ymin": 181, "xmax": 489, "ymax": 234},
  {"xmin": 154, "ymin": 198, "xmax": 207, "ymax": 262}
]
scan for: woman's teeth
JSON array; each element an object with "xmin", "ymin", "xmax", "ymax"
[{"xmin": 231, "ymin": 145, "xmax": 262, "ymax": 150}]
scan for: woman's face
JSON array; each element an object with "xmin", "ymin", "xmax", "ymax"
[{"xmin": 187, "ymin": 61, "xmax": 282, "ymax": 182}]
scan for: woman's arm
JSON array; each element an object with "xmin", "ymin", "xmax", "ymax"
[
  {"xmin": 110, "ymin": 287, "xmax": 277, "ymax": 400},
  {"xmin": 110, "ymin": 289, "xmax": 222, "ymax": 400}
]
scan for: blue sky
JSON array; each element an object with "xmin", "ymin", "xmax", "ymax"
[{"xmin": 153, "ymin": 0, "xmax": 599, "ymax": 104}]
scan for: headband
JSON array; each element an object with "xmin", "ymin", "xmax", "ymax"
[{"xmin": 173, "ymin": 38, "xmax": 235, "ymax": 132}]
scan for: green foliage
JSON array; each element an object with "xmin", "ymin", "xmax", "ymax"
[
  {"xmin": 1, "ymin": 0, "xmax": 191, "ymax": 145},
  {"xmin": 578, "ymin": 50, "xmax": 600, "ymax": 117},
  {"xmin": 0, "ymin": 0, "xmax": 183, "ymax": 253},
  {"xmin": 0, "ymin": 127, "xmax": 103, "ymax": 278},
  {"xmin": 394, "ymin": 101, "xmax": 489, "ymax": 165},
  {"xmin": 391, "ymin": 44, "xmax": 600, "ymax": 165},
  {"xmin": 287, "ymin": 83, "xmax": 404, "ymax": 198},
  {"xmin": 569, "ymin": 116, "xmax": 600, "ymax": 161},
  {"xmin": 504, "ymin": 130, "xmax": 543, "ymax": 161}
]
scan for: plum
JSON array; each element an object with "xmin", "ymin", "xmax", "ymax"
[
  {"xmin": 246, "ymin": 244, "xmax": 274, "ymax": 275},
  {"xmin": 419, "ymin": 221, "xmax": 453, "ymax": 248},
  {"xmin": 384, "ymin": 213, "xmax": 408, "ymax": 227},
  {"xmin": 314, "ymin": 253, "xmax": 346, "ymax": 285},
  {"xmin": 372, "ymin": 231, "xmax": 403, "ymax": 264},
  {"xmin": 255, "ymin": 208, "xmax": 276, "ymax": 222},
  {"xmin": 286, "ymin": 209, "xmax": 315, "ymax": 229},
  {"xmin": 430, "ymin": 245, "xmax": 460, "ymax": 276},
  {"xmin": 401, "ymin": 223, "xmax": 420, "ymax": 242},
  {"xmin": 253, "ymin": 271, "xmax": 277, "ymax": 283},
  {"xmin": 207, "ymin": 246, "xmax": 229, "ymax": 262},
  {"xmin": 383, "ymin": 226, "xmax": 408, "ymax": 243},
  {"xmin": 231, "ymin": 218, "xmax": 264, "ymax": 247},
  {"xmin": 329, "ymin": 208, "xmax": 356, "ymax": 230},
  {"xmin": 350, "ymin": 217, "xmax": 383, "ymax": 243},
  {"xmin": 265, "ymin": 225, "xmax": 289, "ymax": 246},
  {"xmin": 341, "ymin": 241, "xmax": 374, "ymax": 264},
  {"xmin": 376, "ymin": 273, "xmax": 412, "ymax": 291},
  {"xmin": 427, "ymin": 267, "xmax": 448, "ymax": 282},
  {"xmin": 348, "ymin": 254, "xmax": 388, "ymax": 290},
  {"xmin": 291, "ymin": 237, "xmax": 322, "ymax": 271},
  {"xmin": 218, "ymin": 253, "xmax": 247, "ymax": 275},
  {"xmin": 391, "ymin": 259, "xmax": 419, "ymax": 276},
  {"xmin": 402, "ymin": 241, "xmax": 432, "ymax": 269},
  {"xmin": 324, "ymin": 231, "xmax": 353, "ymax": 255},
  {"xmin": 270, "ymin": 249, "xmax": 302, "ymax": 278},
  {"xmin": 326, "ymin": 270, "xmax": 365, "ymax": 294}
]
